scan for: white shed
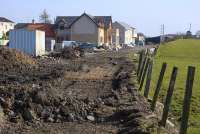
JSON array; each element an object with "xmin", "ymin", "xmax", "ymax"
[{"xmin": 9, "ymin": 29, "xmax": 45, "ymax": 56}]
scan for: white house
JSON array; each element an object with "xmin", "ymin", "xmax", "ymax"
[
  {"xmin": 112, "ymin": 21, "xmax": 134, "ymax": 45},
  {"xmin": 131, "ymin": 27, "xmax": 137, "ymax": 45},
  {"xmin": 0, "ymin": 17, "xmax": 14, "ymax": 38}
]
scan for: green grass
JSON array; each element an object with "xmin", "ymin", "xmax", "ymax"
[{"xmin": 148, "ymin": 39, "xmax": 200, "ymax": 134}]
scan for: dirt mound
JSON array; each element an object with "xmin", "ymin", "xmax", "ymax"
[
  {"xmin": 61, "ymin": 47, "xmax": 84, "ymax": 59},
  {"xmin": 0, "ymin": 47, "xmax": 36, "ymax": 72},
  {"xmin": 51, "ymin": 47, "xmax": 84, "ymax": 59}
]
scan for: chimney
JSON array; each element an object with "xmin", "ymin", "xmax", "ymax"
[{"xmin": 32, "ymin": 19, "xmax": 35, "ymax": 24}]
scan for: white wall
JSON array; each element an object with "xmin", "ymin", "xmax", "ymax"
[
  {"xmin": 0, "ymin": 22, "xmax": 14, "ymax": 38},
  {"xmin": 9, "ymin": 29, "xmax": 45, "ymax": 56},
  {"xmin": 36, "ymin": 30, "xmax": 45, "ymax": 56},
  {"xmin": 125, "ymin": 29, "xmax": 133, "ymax": 44}
]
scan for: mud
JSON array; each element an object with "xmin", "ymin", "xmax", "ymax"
[{"xmin": 0, "ymin": 48, "xmax": 159, "ymax": 134}]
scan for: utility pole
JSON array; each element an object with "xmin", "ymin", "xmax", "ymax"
[
  {"xmin": 160, "ymin": 24, "xmax": 165, "ymax": 45},
  {"xmin": 189, "ymin": 23, "xmax": 192, "ymax": 31}
]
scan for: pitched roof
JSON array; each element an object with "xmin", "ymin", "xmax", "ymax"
[
  {"xmin": 0, "ymin": 17, "xmax": 14, "ymax": 23},
  {"xmin": 15, "ymin": 23, "xmax": 55, "ymax": 38},
  {"xmin": 94, "ymin": 16, "xmax": 112, "ymax": 28},
  {"xmin": 55, "ymin": 13, "xmax": 112, "ymax": 28},
  {"xmin": 15, "ymin": 23, "xmax": 29, "ymax": 29},
  {"xmin": 137, "ymin": 33, "xmax": 145, "ymax": 36},
  {"xmin": 55, "ymin": 16, "xmax": 78, "ymax": 28},
  {"xmin": 68, "ymin": 13, "xmax": 99, "ymax": 28},
  {"xmin": 116, "ymin": 21, "xmax": 132, "ymax": 30}
]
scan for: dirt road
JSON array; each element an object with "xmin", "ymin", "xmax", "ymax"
[{"xmin": 0, "ymin": 48, "xmax": 158, "ymax": 134}]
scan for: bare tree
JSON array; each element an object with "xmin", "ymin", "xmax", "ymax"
[{"xmin": 39, "ymin": 9, "xmax": 52, "ymax": 24}]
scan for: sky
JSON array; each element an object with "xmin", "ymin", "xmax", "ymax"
[{"xmin": 0, "ymin": 0, "xmax": 200, "ymax": 36}]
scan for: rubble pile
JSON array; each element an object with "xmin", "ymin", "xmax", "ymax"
[
  {"xmin": 51, "ymin": 46, "xmax": 84, "ymax": 59},
  {"xmin": 61, "ymin": 47, "xmax": 84, "ymax": 59},
  {"xmin": 0, "ymin": 47, "xmax": 36, "ymax": 72},
  {"xmin": 0, "ymin": 85, "xmax": 102, "ymax": 123}
]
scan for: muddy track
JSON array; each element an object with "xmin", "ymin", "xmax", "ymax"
[{"xmin": 0, "ymin": 49, "xmax": 159, "ymax": 134}]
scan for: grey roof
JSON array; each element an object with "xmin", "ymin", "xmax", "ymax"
[
  {"xmin": 55, "ymin": 13, "xmax": 112, "ymax": 28},
  {"xmin": 137, "ymin": 33, "xmax": 145, "ymax": 36},
  {"xmin": 0, "ymin": 17, "xmax": 14, "ymax": 23},
  {"xmin": 15, "ymin": 23, "xmax": 29, "ymax": 29},
  {"xmin": 116, "ymin": 21, "xmax": 132, "ymax": 30},
  {"xmin": 55, "ymin": 16, "xmax": 78, "ymax": 28},
  {"xmin": 94, "ymin": 16, "xmax": 112, "ymax": 28}
]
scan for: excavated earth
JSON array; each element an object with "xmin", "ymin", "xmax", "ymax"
[{"xmin": 0, "ymin": 47, "xmax": 160, "ymax": 134}]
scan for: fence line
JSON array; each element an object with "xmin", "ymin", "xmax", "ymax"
[{"xmin": 136, "ymin": 48, "xmax": 196, "ymax": 134}]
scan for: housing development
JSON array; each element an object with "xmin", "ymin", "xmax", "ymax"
[{"xmin": 0, "ymin": 1, "xmax": 200, "ymax": 134}]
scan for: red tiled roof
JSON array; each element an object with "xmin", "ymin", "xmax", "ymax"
[{"xmin": 27, "ymin": 23, "xmax": 55, "ymax": 38}]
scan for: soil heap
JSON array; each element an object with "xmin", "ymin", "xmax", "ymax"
[{"xmin": 0, "ymin": 47, "xmax": 36, "ymax": 72}]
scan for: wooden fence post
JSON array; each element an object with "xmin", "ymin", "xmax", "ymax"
[
  {"xmin": 160, "ymin": 67, "xmax": 178, "ymax": 127},
  {"xmin": 144, "ymin": 60, "xmax": 153, "ymax": 98},
  {"xmin": 179, "ymin": 66, "xmax": 195, "ymax": 134},
  {"xmin": 139, "ymin": 58, "xmax": 150, "ymax": 91},
  {"xmin": 138, "ymin": 57, "xmax": 147, "ymax": 83},
  {"xmin": 151, "ymin": 62, "xmax": 167, "ymax": 111},
  {"xmin": 137, "ymin": 51, "xmax": 143, "ymax": 76}
]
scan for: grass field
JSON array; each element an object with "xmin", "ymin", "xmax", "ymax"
[{"xmin": 148, "ymin": 39, "xmax": 200, "ymax": 134}]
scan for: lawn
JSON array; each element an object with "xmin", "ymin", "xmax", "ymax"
[{"xmin": 148, "ymin": 39, "xmax": 200, "ymax": 134}]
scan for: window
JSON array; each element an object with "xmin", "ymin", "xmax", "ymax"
[{"xmin": 59, "ymin": 25, "xmax": 64, "ymax": 30}]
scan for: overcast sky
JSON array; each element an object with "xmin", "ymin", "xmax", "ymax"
[{"xmin": 0, "ymin": 0, "xmax": 199, "ymax": 36}]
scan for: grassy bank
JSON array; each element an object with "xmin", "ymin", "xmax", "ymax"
[{"xmin": 149, "ymin": 39, "xmax": 200, "ymax": 134}]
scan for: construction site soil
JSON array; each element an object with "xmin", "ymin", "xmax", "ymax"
[{"xmin": 0, "ymin": 47, "xmax": 160, "ymax": 134}]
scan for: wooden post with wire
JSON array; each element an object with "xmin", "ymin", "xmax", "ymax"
[
  {"xmin": 144, "ymin": 60, "xmax": 153, "ymax": 98},
  {"xmin": 138, "ymin": 57, "xmax": 147, "ymax": 83},
  {"xmin": 137, "ymin": 51, "xmax": 143, "ymax": 76},
  {"xmin": 159, "ymin": 67, "xmax": 178, "ymax": 127},
  {"xmin": 151, "ymin": 62, "xmax": 167, "ymax": 111},
  {"xmin": 139, "ymin": 58, "xmax": 150, "ymax": 91},
  {"xmin": 179, "ymin": 66, "xmax": 195, "ymax": 134}
]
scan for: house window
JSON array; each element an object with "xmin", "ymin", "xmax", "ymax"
[{"xmin": 59, "ymin": 25, "xmax": 64, "ymax": 30}]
